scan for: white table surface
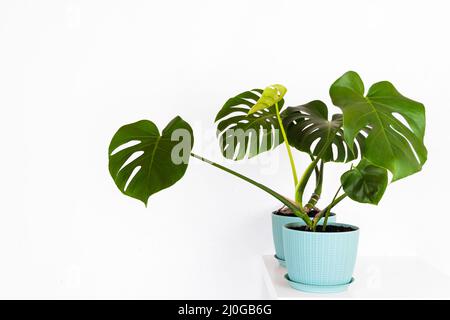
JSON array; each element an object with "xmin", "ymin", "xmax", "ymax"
[{"xmin": 262, "ymin": 255, "xmax": 450, "ymax": 299}]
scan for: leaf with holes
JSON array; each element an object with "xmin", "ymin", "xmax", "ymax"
[
  {"xmin": 215, "ymin": 89, "xmax": 285, "ymax": 160},
  {"xmin": 341, "ymin": 159, "xmax": 388, "ymax": 204},
  {"xmin": 108, "ymin": 116, "xmax": 194, "ymax": 205},
  {"xmin": 282, "ymin": 100, "xmax": 367, "ymax": 162},
  {"xmin": 330, "ymin": 71, "xmax": 427, "ymax": 181}
]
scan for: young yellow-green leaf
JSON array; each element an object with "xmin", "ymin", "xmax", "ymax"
[
  {"xmin": 330, "ymin": 71, "xmax": 427, "ymax": 181},
  {"xmin": 248, "ymin": 84, "xmax": 287, "ymax": 115},
  {"xmin": 108, "ymin": 116, "xmax": 194, "ymax": 206},
  {"xmin": 341, "ymin": 159, "xmax": 388, "ymax": 205}
]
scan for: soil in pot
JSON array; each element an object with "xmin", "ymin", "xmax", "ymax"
[
  {"xmin": 289, "ymin": 225, "xmax": 356, "ymax": 233},
  {"xmin": 274, "ymin": 207, "xmax": 335, "ymax": 219}
]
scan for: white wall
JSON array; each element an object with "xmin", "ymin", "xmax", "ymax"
[{"xmin": 0, "ymin": 0, "xmax": 449, "ymax": 298}]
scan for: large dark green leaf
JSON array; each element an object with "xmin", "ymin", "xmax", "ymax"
[
  {"xmin": 282, "ymin": 100, "xmax": 366, "ymax": 162},
  {"xmin": 330, "ymin": 71, "xmax": 427, "ymax": 181},
  {"xmin": 108, "ymin": 116, "xmax": 194, "ymax": 205},
  {"xmin": 341, "ymin": 159, "xmax": 388, "ymax": 204},
  {"xmin": 215, "ymin": 89, "xmax": 285, "ymax": 160}
]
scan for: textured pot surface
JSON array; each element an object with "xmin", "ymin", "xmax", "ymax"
[
  {"xmin": 272, "ymin": 212, "xmax": 336, "ymax": 261},
  {"xmin": 283, "ymin": 222, "xmax": 359, "ymax": 286}
]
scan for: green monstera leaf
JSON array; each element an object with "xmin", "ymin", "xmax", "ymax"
[
  {"xmin": 108, "ymin": 116, "xmax": 194, "ymax": 205},
  {"xmin": 248, "ymin": 84, "xmax": 287, "ymax": 114},
  {"xmin": 341, "ymin": 159, "xmax": 388, "ymax": 204},
  {"xmin": 215, "ymin": 89, "xmax": 285, "ymax": 160},
  {"xmin": 330, "ymin": 71, "xmax": 427, "ymax": 181},
  {"xmin": 282, "ymin": 100, "xmax": 367, "ymax": 162}
]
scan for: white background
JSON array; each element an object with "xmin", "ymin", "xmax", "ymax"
[{"xmin": 1, "ymin": 0, "xmax": 449, "ymax": 299}]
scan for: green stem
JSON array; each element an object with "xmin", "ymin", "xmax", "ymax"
[
  {"xmin": 295, "ymin": 154, "xmax": 321, "ymax": 206},
  {"xmin": 190, "ymin": 152, "xmax": 312, "ymax": 227},
  {"xmin": 274, "ymin": 102, "xmax": 298, "ymax": 189},
  {"xmin": 305, "ymin": 159, "xmax": 323, "ymax": 210},
  {"xmin": 311, "ymin": 154, "xmax": 320, "ymax": 181},
  {"xmin": 295, "ymin": 132, "xmax": 337, "ymax": 207},
  {"xmin": 311, "ymin": 185, "xmax": 346, "ymax": 231},
  {"xmin": 322, "ymin": 194, "xmax": 346, "ymax": 231}
]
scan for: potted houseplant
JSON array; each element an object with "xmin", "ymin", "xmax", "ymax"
[
  {"xmin": 278, "ymin": 71, "xmax": 427, "ymax": 292},
  {"xmin": 108, "ymin": 71, "xmax": 427, "ymax": 293}
]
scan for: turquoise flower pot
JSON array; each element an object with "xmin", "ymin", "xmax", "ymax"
[
  {"xmin": 282, "ymin": 222, "xmax": 359, "ymax": 293},
  {"xmin": 271, "ymin": 211, "xmax": 336, "ymax": 267}
]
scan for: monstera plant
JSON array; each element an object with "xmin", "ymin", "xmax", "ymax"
[
  {"xmin": 109, "ymin": 71, "xmax": 427, "ymax": 292},
  {"xmin": 109, "ymin": 70, "xmax": 427, "ymax": 228}
]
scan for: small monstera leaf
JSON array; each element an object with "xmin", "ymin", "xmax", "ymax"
[
  {"xmin": 108, "ymin": 116, "xmax": 194, "ymax": 205},
  {"xmin": 248, "ymin": 84, "xmax": 287, "ymax": 114},
  {"xmin": 330, "ymin": 71, "xmax": 427, "ymax": 181},
  {"xmin": 282, "ymin": 100, "xmax": 367, "ymax": 162},
  {"xmin": 215, "ymin": 89, "xmax": 285, "ymax": 160},
  {"xmin": 341, "ymin": 159, "xmax": 388, "ymax": 205}
]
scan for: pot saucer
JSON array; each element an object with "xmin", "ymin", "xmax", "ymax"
[
  {"xmin": 274, "ymin": 255, "xmax": 286, "ymax": 268},
  {"xmin": 284, "ymin": 274, "xmax": 354, "ymax": 293}
]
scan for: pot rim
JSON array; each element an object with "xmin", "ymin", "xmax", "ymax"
[{"xmin": 283, "ymin": 222, "xmax": 359, "ymax": 234}]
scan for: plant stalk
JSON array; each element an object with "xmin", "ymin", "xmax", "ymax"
[
  {"xmin": 190, "ymin": 152, "xmax": 312, "ymax": 227},
  {"xmin": 295, "ymin": 131, "xmax": 336, "ymax": 207},
  {"xmin": 274, "ymin": 102, "xmax": 299, "ymax": 189},
  {"xmin": 311, "ymin": 185, "xmax": 346, "ymax": 231},
  {"xmin": 305, "ymin": 159, "xmax": 324, "ymax": 210},
  {"xmin": 321, "ymin": 194, "xmax": 346, "ymax": 231},
  {"xmin": 295, "ymin": 154, "xmax": 321, "ymax": 207}
]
